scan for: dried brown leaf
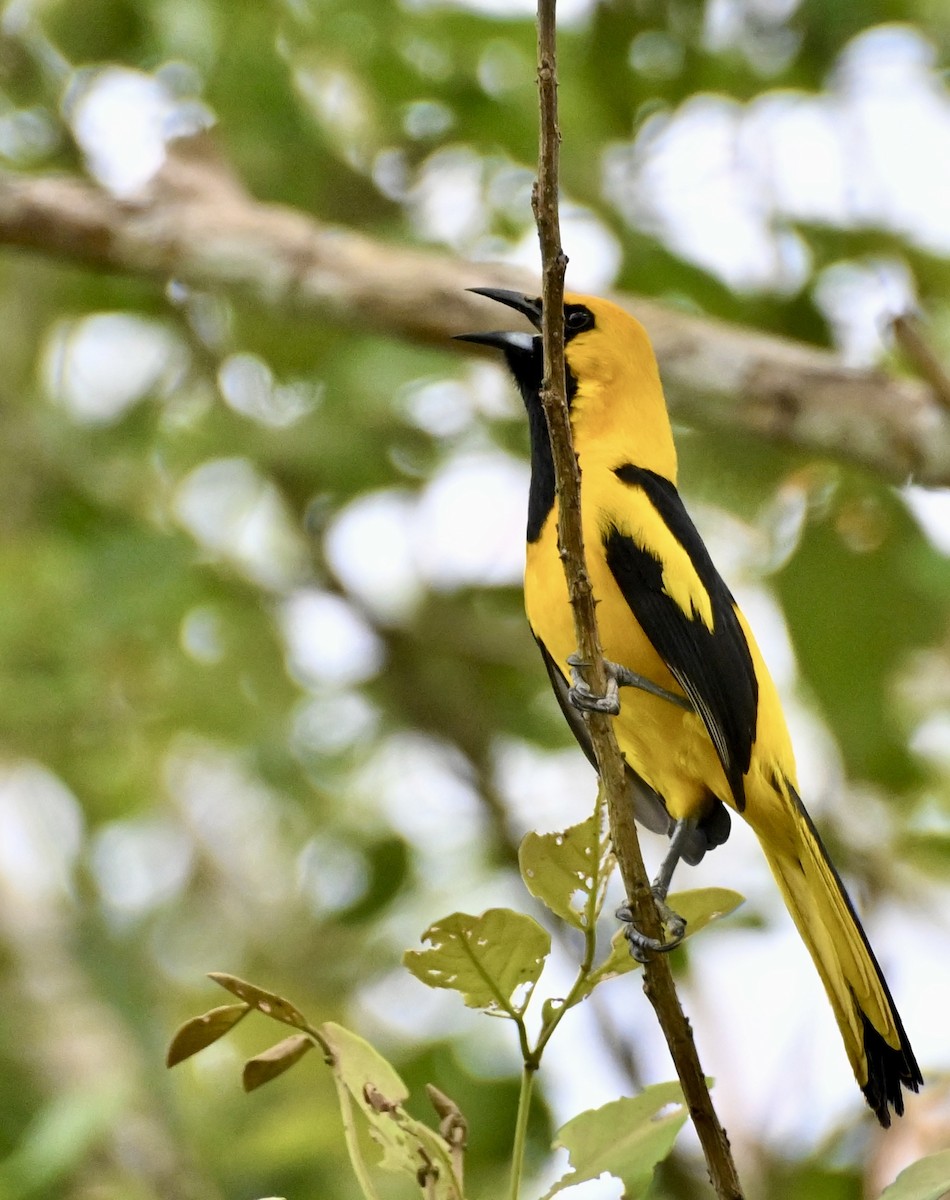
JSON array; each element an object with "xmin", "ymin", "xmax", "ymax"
[
  {"xmin": 166, "ymin": 1003, "xmax": 251, "ymax": 1067},
  {"xmin": 242, "ymin": 1033, "xmax": 314, "ymax": 1092},
  {"xmin": 208, "ymin": 972, "xmax": 309, "ymax": 1029}
]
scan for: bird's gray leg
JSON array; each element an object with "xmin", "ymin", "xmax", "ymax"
[
  {"xmin": 617, "ymin": 819, "xmax": 692, "ymax": 962},
  {"xmin": 564, "ymin": 653, "xmax": 693, "ymax": 959},
  {"xmin": 652, "ymin": 818, "xmax": 691, "ymax": 902}
]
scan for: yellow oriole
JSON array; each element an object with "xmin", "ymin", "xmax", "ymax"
[{"xmin": 458, "ymin": 288, "xmax": 921, "ymax": 1126}]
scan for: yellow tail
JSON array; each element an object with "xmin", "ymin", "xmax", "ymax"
[{"xmin": 756, "ymin": 783, "xmax": 921, "ymax": 1126}]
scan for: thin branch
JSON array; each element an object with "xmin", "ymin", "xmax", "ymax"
[
  {"xmin": 892, "ymin": 312, "xmax": 950, "ymax": 414},
  {"xmin": 531, "ymin": 4, "xmax": 743, "ymax": 1198},
  {"xmin": 0, "ymin": 160, "xmax": 949, "ymax": 484},
  {"xmin": 508, "ymin": 1065, "xmax": 537, "ymax": 1200}
]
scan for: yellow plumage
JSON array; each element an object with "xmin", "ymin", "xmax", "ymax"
[{"xmin": 461, "ymin": 287, "xmax": 921, "ymax": 1126}]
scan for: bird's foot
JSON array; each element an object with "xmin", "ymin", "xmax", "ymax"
[
  {"xmin": 616, "ymin": 893, "xmax": 687, "ymax": 964},
  {"xmin": 567, "ymin": 653, "xmax": 693, "ymax": 715},
  {"xmin": 567, "ymin": 653, "xmax": 621, "ymax": 715}
]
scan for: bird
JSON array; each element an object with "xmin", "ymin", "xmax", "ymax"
[{"xmin": 456, "ymin": 287, "xmax": 921, "ymax": 1127}]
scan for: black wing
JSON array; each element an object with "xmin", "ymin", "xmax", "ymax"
[{"xmin": 605, "ymin": 465, "xmax": 758, "ymax": 810}]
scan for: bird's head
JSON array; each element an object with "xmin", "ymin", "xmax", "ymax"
[
  {"xmin": 455, "ymin": 287, "xmax": 675, "ymax": 478},
  {"xmin": 455, "ymin": 288, "xmax": 656, "ymax": 402}
]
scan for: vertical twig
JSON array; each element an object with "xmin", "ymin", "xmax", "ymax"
[
  {"xmin": 508, "ymin": 1065, "xmax": 536, "ymax": 1200},
  {"xmin": 530, "ymin": 3, "xmax": 744, "ymax": 1198}
]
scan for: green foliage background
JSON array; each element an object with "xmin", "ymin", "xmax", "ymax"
[{"xmin": 1, "ymin": 1, "xmax": 949, "ymax": 1198}]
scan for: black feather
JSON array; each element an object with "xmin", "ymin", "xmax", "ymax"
[
  {"xmin": 494, "ymin": 325, "xmax": 581, "ymax": 543},
  {"xmin": 605, "ymin": 465, "xmax": 758, "ymax": 809},
  {"xmin": 786, "ymin": 782, "xmax": 923, "ymax": 1126}
]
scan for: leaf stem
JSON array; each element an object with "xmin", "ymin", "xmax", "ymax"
[
  {"xmin": 515, "ymin": 1014, "xmax": 534, "ymax": 1068},
  {"xmin": 508, "ymin": 1062, "xmax": 537, "ymax": 1200},
  {"xmin": 532, "ymin": 902, "xmax": 599, "ymax": 1060}
]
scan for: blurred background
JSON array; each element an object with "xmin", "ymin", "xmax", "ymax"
[{"xmin": 1, "ymin": 0, "xmax": 950, "ymax": 1197}]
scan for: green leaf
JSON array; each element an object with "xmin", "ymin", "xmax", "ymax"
[
  {"xmin": 579, "ymin": 932, "xmax": 641, "ymax": 996},
  {"xmin": 519, "ymin": 808, "xmax": 612, "ymax": 930},
  {"xmin": 321, "ymin": 1021, "xmax": 410, "ymax": 1117},
  {"xmin": 321, "ymin": 1022, "xmax": 412, "ymax": 1178},
  {"xmin": 207, "ymin": 973, "xmax": 310, "ymax": 1030},
  {"xmin": 668, "ymin": 886, "xmax": 745, "ymax": 930},
  {"xmin": 879, "ymin": 1150, "xmax": 950, "ymax": 1200},
  {"xmin": 166, "ymin": 1003, "xmax": 252, "ymax": 1067},
  {"xmin": 579, "ymin": 887, "xmax": 745, "ymax": 999},
  {"xmin": 243, "ymin": 1034, "xmax": 315, "ymax": 1092},
  {"xmin": 320, "ymin": 1022, "xmax": 462, "ymax": 1199},
  {"xmin": 541, "ymin": 1081, "xmax": 688, "ymax": 1200},
  {"xmin": 403, "ymin": 908, "xmax": 551, "ymax": 1017}
]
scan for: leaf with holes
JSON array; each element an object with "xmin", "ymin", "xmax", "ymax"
[
  {"xmin": 321, "ymin": 1021, "xmax": 409, "ymax": 1120},
  {"xmin": 321, "ymin": 1022, "xmax": 462, "ymax": 1199},
  {"xmin": 541, "ymin": 1082, "xmax": 688, "ymax": 1200},
  {"xmin": 207, "ymin": 973, "xmax": 309, "ymax": 1030},
  {"xmin": 578, "ymin": 887, "xmax": 745, "ymax": 1000},
  {"xmin": 322, "ymin": 1021, "xmax": 413, "ymax": 1177},
  {"xmin": 519, "ymin": 808, "xmax": 612, "ymax": 931},
  {"xmin": 166, "ymin": 1003, "xmax": 251, "ymax": 1067},
  {"xmin": 403, "ymin": 908, "xmax": 550, "ymax": 1018},
  {"xmin": 243, "ymin": 1034, "xmax": 314, "ymax": 1091}
]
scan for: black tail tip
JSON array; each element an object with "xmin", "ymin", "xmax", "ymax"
[{"xmin": 861, "ymin": 1013, "xmax": 923, "ymax": 1128}]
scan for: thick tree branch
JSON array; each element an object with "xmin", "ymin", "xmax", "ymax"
[
  {"xmin": 0, "ymin": 156, "xmax": 949, "ymax": 484},
  {"xmin": 532, "ymin": 4, "xmax": 743, "ymax": 1198}
]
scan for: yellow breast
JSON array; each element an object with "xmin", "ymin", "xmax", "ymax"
[{"xmin": 525, "ymin": 496, "xmax": 730, "ymax": 821}]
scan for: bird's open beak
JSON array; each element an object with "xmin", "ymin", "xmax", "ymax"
[
  {"xmin": 467, "ymin": 287, "xmax": 543, "ymax": 329},
  {"xmin": 453, "ymin": 287, "xmax": 543, "ymax": 353}
]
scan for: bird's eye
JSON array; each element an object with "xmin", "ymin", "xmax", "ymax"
[{"xmin": 565, "ymin": 308, "xmax": 593, "ymax": 332}]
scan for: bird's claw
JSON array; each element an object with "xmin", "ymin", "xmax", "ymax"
[
  {"xmin": 567, "ymin": 653, "xmax": 692, "ymax": 716},
  {"xmin": 567, "ymin": 653, "xmax": 621, "ymax": 715},
  {"xmin": 616, "ymin": 894, "xmax": 687, "ymax": 963}
]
